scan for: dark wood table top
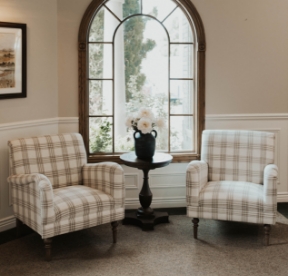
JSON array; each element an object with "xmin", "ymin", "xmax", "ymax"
[{"xmin": 120, "ymin": 152, "xmax": 173, "ymax": 170}]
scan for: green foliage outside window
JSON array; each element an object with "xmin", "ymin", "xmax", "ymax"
[
  {"xmin": 90, "ymin": 120, "xmax": 112, "ymax": 153},
  {"xmin": 123, "ymin": 0, "xmax": 156, "ymax": 100}
]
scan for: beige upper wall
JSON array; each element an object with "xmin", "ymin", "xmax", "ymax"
[
  {"xmin": 192, "ymin": 0, "xmax": 288, "ymax": 114},
  {"xmin": 57, "ymin": 0, "xmax": 91, "ymax": 118},
  {"xmin": 0, "ymin": 0, "xmax": 58, "ymax": 124},
  {"xmin": 1, "ymin": 0, "xmax": 287, "ymax": 123}
]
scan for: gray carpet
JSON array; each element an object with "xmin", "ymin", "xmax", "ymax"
[{"xmin": 1, "ymin": 214, "xmax": 288, "ymax": 276}]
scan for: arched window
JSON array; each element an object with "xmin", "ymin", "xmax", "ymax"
[{"xmin": 79, "ymin": 0, "xmax": 205, "ymax": 163}]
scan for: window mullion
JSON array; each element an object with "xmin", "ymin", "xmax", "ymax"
[
  {"xmin": 168, "ymin": 41, "xmax": 171, "ymax": 153},
  {"xmin": 161, "ymin": 5, "xmax": 178, "ymax": 24},
  {"xmin": 104, "ymin": 4, "xmax": 122, "ymax": 23},
  {"xmin": 112, "ymin": 40, "xmax": 115, "ymax": 153}
]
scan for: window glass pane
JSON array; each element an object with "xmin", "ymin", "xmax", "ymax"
[
  {"xmin": 142, "ymin": 0, "xmax": 177, "ymax": 22},
  {"xmin": 89, "ymin": 117, "xmax": 113, "ymax": 153},
  {"xmin": 106, "ymin": 0, "xmax": 141, "ymax": 21},
  {"xmin": 89, "ymin": 7, "xmax": 119, "ymax": 42},
  {"xmin": 89, "ymin": 43, "xmax": 112, "ymax": 79},
  {"xmin": 170, "ymin": 80, "xmax": 193, "ymax": 114},
  {"xmin": 89, "ymin": 80, "xmax": 113, "ymax": 115},
  {"xmin": 170, "ymin": 44, "xmax": 193, "ymax": 79},
  {"xmin": 89, "ymin": 7, "xmax": 104, "ymax": 42},
  {"xmin": 164, "ymin": 7, "xmax": 193, "ymax": 43},
  {"xmin": 114, "ymin": 16, "xmax": 169, "ymax": 152},
  {"xmin": 170, "ymin": 116, "xmax": 194, "ymax": 151}
]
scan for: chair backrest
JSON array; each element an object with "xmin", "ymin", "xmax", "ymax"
[
  {"xmin": 8, "ymin": 133, "xmax": 87, "ymax": 189},
  {"xmin": 201, "ymin": 130, "xmax": 275, "ymax": 184}
]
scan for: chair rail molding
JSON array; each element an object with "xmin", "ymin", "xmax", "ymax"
[{"xmin": 206, "ymin": 113, "xmax": 288, "ymax": 121}]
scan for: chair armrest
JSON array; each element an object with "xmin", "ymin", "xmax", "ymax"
[
  {"xmin": 263, "ymin": 164, "xmax": 278, "ymax": 213},
  {"xmin": 83, "ymin": 162, "xmax": 125, "ymax": 207},
  {"xmin": 7, "ymin": 173, "xmax": 55, "ymax": 225},
  {"xmin": 186, "ymin": 160, "xmax": 208, "ymax": 206}
]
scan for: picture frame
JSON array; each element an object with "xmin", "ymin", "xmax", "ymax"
[{"xmin": 0, "ymin": 22, "xmax": 26, "ymax": 99}]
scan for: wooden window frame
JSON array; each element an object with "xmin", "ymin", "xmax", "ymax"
[{"xmin": 78, "ymin": 0, "xmax": 206, "ymax": 163}]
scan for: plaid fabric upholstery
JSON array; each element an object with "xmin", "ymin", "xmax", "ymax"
[
  {"xmin": 7, "ymin": 173, "xmax": 55, "ymax": 231},
  {"xmin": 43, "ymin": 185, "xmax": 124, "ymax": 238},
  {"xmin": 201, "ymin": 130, "xmax": 275, "ymax": 184},
  {"xmin": 54, "ymin": 185, "xmax": 117, "ymax": 221},
  {"xmin": 198, "ymin": 181, "xmax": 266, "ymax": 222},
  {"xmin": 8, "ymin": 133, "xmax": 87, "ymax": 189},
  {"xmin": 187, "ymin": 130, "xmax": 278, "ymax": 225},
  {"xmin": 83, "ymin": 162, "xmax": 125, "ymax": 208},
  {"xmin": 263, "ymin": 164, "xmax": 278, "ymax": 213},
  {"xmin": 7, "ymin": 133, "xmax": 125, "ymax": 239},
  {"xmin": 186, "ymin": 160, "xmax": 208, "ymax": 206},
  {"xmin": 43, "ymin": 205, "xmax": 124, "ymax": 239}
]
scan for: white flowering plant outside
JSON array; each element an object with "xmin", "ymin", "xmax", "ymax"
[{"xmin": 125, "ymin": 107, "xmax": 165, "ymax": 135}]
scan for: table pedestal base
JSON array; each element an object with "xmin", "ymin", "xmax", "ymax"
[{"xmin": 123, "ymin": 211, "xmax": 169, "ymax": 231}]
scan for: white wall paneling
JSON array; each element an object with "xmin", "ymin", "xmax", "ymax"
[
  {"xmin": 0, "ymin": 216, "xmax": 16, "ymax": 232},
  {"xmin": 0, "ymin": 114, "xmax": 288, "ymax": 232}
]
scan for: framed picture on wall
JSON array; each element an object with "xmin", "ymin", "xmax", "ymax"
[{"xmin": 0, "ymin": 22, "xmax": 26, "ymax": 99}]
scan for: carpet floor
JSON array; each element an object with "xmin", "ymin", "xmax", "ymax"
[{"xmin": 0, "ymin": 213, "xmax": 288, "ymax": 276}]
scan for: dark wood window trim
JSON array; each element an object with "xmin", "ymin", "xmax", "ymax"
[{"xmin": 78, "ymin": 0, "xmax": 206, "ymax": 163}]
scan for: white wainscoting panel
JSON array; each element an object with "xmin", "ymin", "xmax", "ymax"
[{"xmin": 0, "ymin": 114, "xmax": 288, "ymax": 233}]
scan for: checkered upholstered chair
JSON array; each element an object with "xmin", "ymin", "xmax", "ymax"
[
  {"xmin": 186, "ymin": 130, "xmax": 278, "ymax": 245},
  {"xmin": 7, "ymin": 133, "xmax": 125, "ymax": 261}
]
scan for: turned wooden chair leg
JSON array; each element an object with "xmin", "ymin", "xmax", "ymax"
[
  {"xmin": 43, "ymin": 238, "xmax": 52, "ymax": 261},
  {"xmin": 264, "ymin": 224, "xmax": 271, "ymax": 246},
  {"xmin": 192, "ymin": 218, "xmax": 199, "ymax": 239},
  {"xmin": 111, "ymin": 221, "xmax": 119, "ymax": 243},
  {"xmin": 16, "ymin": 218, "xmax": 23, "ymax": 238}
]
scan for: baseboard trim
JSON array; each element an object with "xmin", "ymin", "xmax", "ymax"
[
  {"xmin": 125, "ymin": 197, "xmax": 186, "ymax": 210},
  {"xmin": 277, "ymin": 192, "xmax": 288, "ymax": 203},
  {"xmin": 0, "ymin": 216, "xmax": 16, "ymax": 232}
]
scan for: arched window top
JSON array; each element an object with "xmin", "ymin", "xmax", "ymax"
[
  {"xmin": 79, "ymin": 0, "xmax": 205, "ymax": 163},
  {"xmin": 79, "ymin": 0, "xmax": 205, "ymax": 51},
  {"xmin": 88, "ymin": 1, "xmax": 194, "ymax": 44}
]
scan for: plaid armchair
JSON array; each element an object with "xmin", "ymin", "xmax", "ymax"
[
  {"xmin": 7, "ymin": 133, "xmax": 125, "ymax": 260},
  {"xmin": 186, "ymin": 130, "xmax": 278, "ymax": 245}
]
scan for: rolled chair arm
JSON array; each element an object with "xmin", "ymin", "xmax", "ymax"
[
  {"xmin": 8, "ymin": 173, "xmax": 51, "ymax": 186},
  {"xmin": 263, "ymin": 164, "xmax": 278, "ymax": 213},
  {"xmin": 7, "ymin": 173, "xmax": 55, "ymax": 225},
  {"xmin": 186, "ymin": 160, "xmax": 208, "ymax": 206},
  {"xmin": 83, "ymin": 162, "xmax": 125, "ymax": 207}
]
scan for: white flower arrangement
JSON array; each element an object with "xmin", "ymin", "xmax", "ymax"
[{"xmin": 125, "ymin": 107, "xmax": 165, "ymax": 134}]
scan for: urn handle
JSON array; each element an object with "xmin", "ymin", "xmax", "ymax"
[
  {"xmin": 133, "ymin": 130, "xmax": 157, "ymax": 139},
  {"xmin": 133, "ymin": 130, "xmax": 141, "ymax": 140},
  {"xmin": 151, "ymin": 130, "xmax": 157, "ymax": 138}
]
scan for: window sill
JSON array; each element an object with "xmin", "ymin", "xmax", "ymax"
[{"xmin": 87, "ymin": 152, "xmax": 200, "ymax": 164}]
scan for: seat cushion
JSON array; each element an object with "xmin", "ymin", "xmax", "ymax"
[
  {"xmin": 199, "ymin": 181, "xmax": 264, "ymax": 213},
  {"xmin": 53, "ymin": 185, "xmax": 116, "ymax": 221}
]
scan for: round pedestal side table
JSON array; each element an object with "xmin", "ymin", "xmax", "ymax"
[{"xmin": 120, "ymin": 152, "xmax": 173, "ymax": 231}]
